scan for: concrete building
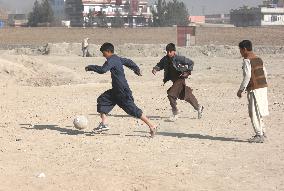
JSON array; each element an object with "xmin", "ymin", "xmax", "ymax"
[
  {"xmin": 205, "ymin": 14, "xmax": 230, "ymax": 24},
  {"xmin": 82, "ymin": 0, "xmax": 152, "ymax": 27},
  {"xmin": 65, "ymin": 0, "xmax": 151, "ymax": 27},
  {"xmin": 261, "ymin": 7, "xmax": 284, "ymax": 25},
  {"xmin": 263, "ymin": 0, "xmax": 284, "ymax": 7},
  {"xmin": 230, "ymin": 0, "xmax": 284, "ymax": 27},
  {"xmin": 188, "ymin": 16, "xmax": 205, "ymax": 24},
  {"xmin": 8, "ymin": 14, "xmax": 28, "ymax": 27}
]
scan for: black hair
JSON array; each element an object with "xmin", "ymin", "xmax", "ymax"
[
  {"xmin": 166, "ymin": 43, "xmax": 176, "ymax": 52},
  {"xmin": 239, "ymin": 40, "xmax": 252, "ymax": 51},
  {"xmin": 100, "ymin": 42, "xmax": 114, "ymax": 53}
]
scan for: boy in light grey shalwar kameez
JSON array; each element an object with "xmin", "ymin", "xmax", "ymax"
[{"xmin": 237, "ymin": 40, "xmax": 269, "ymax": 143}]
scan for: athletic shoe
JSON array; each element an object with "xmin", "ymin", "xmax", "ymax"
[
  {"xmin": 93, "ymin": 123, "xmax": 110, "ymax": 132},
  {"xmin": 248, "ymin": 135, "xmax": 264, "ymax": 143}
]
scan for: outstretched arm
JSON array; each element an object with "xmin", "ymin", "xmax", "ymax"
[
  {"xmin": 85, "ymin": 61, "xmax": 114, "ymax": 74},
  {"xmin": 120, "ymin": 57, "xmax": 141, "ymax": 76},
  {"xmin": 152, "ymin": 57, "xmax": 166, "ymax": 75},
  {"xmin": 153, "ymin": 57, "xmax": 166, "ymax": 71}
]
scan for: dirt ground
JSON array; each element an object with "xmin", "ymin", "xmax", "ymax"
[{"xmin": 0, "ymin": 47, "xmax": 283, "ymax": 190}]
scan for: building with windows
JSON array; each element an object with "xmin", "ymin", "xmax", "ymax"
[
  {"xmin": 8, "ymin": 14, "xmax": 28, "ymax": 27},
  {"xmin": 205, "ymin": 14, "xmax": 230, "ymax": 24},
  {"xmin": 230, "ymin": 0, "xmax": 284, "ymax": 27},
  {"xmin": 188, "ymin": 16, "xmax": 205, "ymax": 24},
  {"xmin": 65, "ymin": 0, "xmax": 152, "ymax": 27}
]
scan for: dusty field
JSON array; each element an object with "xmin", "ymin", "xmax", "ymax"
[
  {"xmin": 0, "ymin": 45, "xmax": 283, "ymax": 190},
  {"xmin": 0, "ymin": 26, "xmax": 284, "ymax": 46}
]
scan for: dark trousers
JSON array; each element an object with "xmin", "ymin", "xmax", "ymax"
[
  {"xmin": 97, "ymin": 89, "xmax": 143, "ymax": 118},
  {"xmin": 167, "ymin": 79, "xmax": 199, "ymax": 115}
]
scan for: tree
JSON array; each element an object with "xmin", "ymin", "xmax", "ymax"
[
  {"xmin": 151, "ymin": 0, "xmax": 167, "ymax": 27},
  {"xmin": 40, "ymin": 0, "xmax": 54, "ymax": 23},
  {"xmin": 28, "ymin": 0, "xmax": 42, "ymax": 27},
  {"xmin": 151, "ymin": 0, "xmax": 189, "ymax": 27},
  {"xmin": 28, "ymin": 0, "xmax": 54, "ymax": 26},
  {"xmin": 65, "ymin": 0, "xmax": 84, "ymax": 27},
  {"xmin": 165, "ymin": 0, "xmax": 189, "ymax": 26}
]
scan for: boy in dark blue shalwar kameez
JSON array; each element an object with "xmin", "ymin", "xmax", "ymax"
[{"xmin": 85, "ymin": 43, "xmax": 157, "ymax": 137}]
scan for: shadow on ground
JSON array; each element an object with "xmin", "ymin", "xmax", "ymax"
[{"xmin": 135, "ymin": 130, "xmax": 247, "ymax": 143}]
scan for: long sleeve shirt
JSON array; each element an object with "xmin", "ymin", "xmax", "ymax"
[
  {"xmin": 87, "ymin": 54, "xmax": 140, "ymax": 94},
  {"xmin": 82, "ymin": 38, "xmax": 89, "ymax": 48},
  {"xmin": 153, "ymin": 55, "xmax": 194, "ymax": 83}
]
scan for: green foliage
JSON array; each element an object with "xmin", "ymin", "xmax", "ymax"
[
  {"xmin": 151, "ymin": 0, "xmax": 189, "ymax": 27},
  {"xmin": 28, "ymin": 0, "xmax": 54, "ymax": 27},
  {"xmin": 28, "ymin": 0, "xmax": 41, "ymax": 27},
  {"xmin": 151, "ymin": 0, "xmax": 166, "ymax": 27},
  {"xmin": 41, "ymin": 0, "xmax": 54, "ymax": 23}
]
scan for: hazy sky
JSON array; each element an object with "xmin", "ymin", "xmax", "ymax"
[{"xmin": 1, "ymin": 0, "xmax": 264, "ymax": 14}]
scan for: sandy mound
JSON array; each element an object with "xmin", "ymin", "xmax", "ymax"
[{"xmin": 0, "ymin": 55, "xmax": 80, "ymax": 87}]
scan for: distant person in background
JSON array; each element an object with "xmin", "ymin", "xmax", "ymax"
[
  {"xmin": 152, "ymin": 43, "xmax": 204, "ymax": 121},
  {"xmin": 82, "ymin": 38, "xmax": 90, "ymax": 57},
  {"xmin": 237, "ymin": 40, "xmax": 269, "ymax": 143}
]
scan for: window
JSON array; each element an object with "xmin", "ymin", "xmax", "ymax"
[{"xmin": 271, "ymin": 15, "xmax": 277, "ymax": 22}]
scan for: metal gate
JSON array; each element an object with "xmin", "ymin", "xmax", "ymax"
[{"xmin": 177, "ymin": 26, "xmax": 196, "ymax": 47}]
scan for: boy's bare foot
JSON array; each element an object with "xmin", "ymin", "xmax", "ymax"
[
  {"xmin": 150, "ymin": 126, "xmax": 157, "ymax": 138},
  {"xmin": 198, "ymin": 105, "xmax": 204, "ymax": 119}
]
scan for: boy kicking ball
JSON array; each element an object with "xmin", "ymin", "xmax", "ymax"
[{"xmin": 85, "ymin": 42, "xmax": 157, "ymax": 138}]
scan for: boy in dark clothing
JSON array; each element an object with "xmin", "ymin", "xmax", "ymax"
[
  {"xmin": 152, "ymin": 43, "xmax": 204, "ymax": 120},
  {"xmin": 85, "ymin": 42, "xmax": 157, "ymax": 137}
]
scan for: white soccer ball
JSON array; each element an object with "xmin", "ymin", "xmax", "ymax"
[{"xmin": 73, "ymin": 115, "xmax": 88, "ymax": 130}]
